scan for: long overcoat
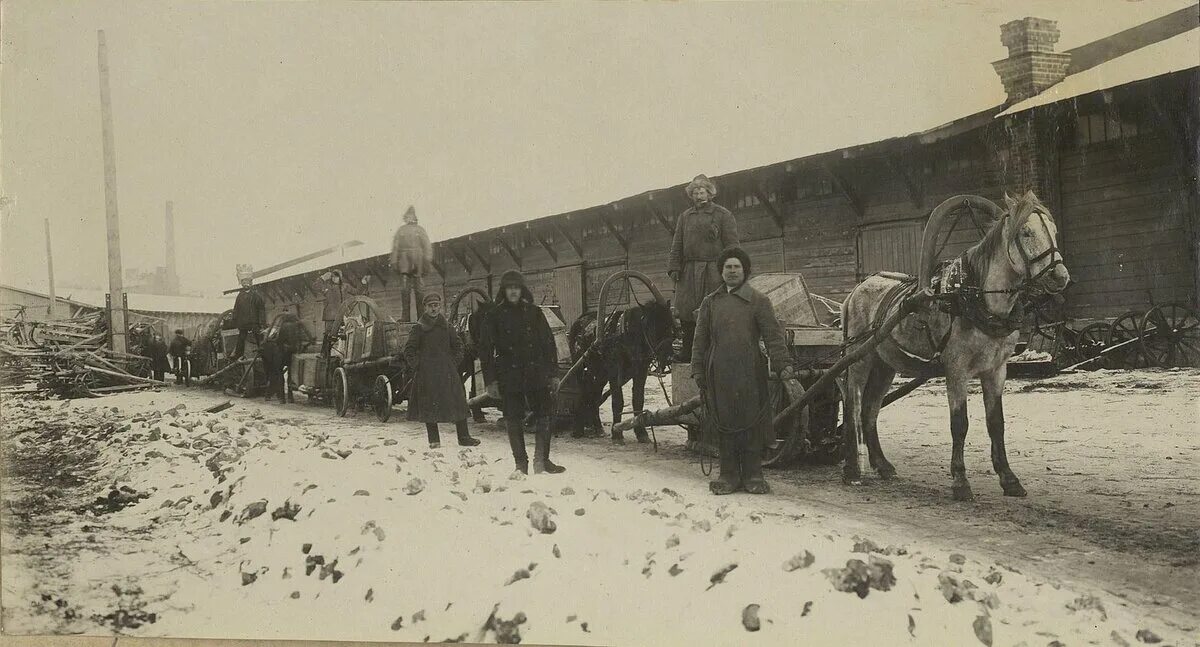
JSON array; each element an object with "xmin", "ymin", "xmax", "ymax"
[
  {"xmin": 232, "ymin": 289, "xmax": 266, "ymax": 329},
  {"xmin": 691, "ymin": 282, "xmax": 790, "ymax": 444},
  {"xmin": 403, "ymin": 314, "xmax": 470, "ymax": 423},
  {"xmin": 390, "ymin": 223, "xmax": 434, "ymax": 277},
  {"xmin": 477, "ymin": 288, "xmax": 557, "ymax": 395},
  {"xmin": 668, "ymin": 203, "xmax": 739, "ymax": 322}
]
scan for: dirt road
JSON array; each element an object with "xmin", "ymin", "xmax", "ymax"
[{"xmin": 1, "ymin": 367, "xmax": 1196, "ymax": 645}]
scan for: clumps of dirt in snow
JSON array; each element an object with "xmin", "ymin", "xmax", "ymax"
[
  {"xmin": 783, "ymin": 551, "xmax": 816, "ymax": 572},
  {"xmin": 527, "ymin": 501, "xmax": 557, "ymax": 534},
  {"xmin": 822, "ymin": 555, "xmax": 896, "ymax": 598},
  {"xmin": 77, "ymin": 485, "xmax": 151, "ymax": 516},
  {"xmin": 741, "ymin": 604, "xmax": 762, "ymax": 632},
  {"xmin": 481, "ymin": 605, "xmax": 528, "ymax": 644}
]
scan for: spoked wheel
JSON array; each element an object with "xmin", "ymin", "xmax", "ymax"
[
  {"xmin": 1141, "ymin": 303, "xmax": 1200, "ymax": 368},
  {"xmin": 372, "ymin": 375, "xmax": 393, "ymax": 422},
  {"xmin": 763, "ymin": 378, "xmax": 807, "ymax": 468},
  {"xmin": 1077, "ymin": 323, "xmax": 1109, "ymax": 368},
  {"xmin": 1106, "ymin": 311, "xmax": 1149, "ymax": 369},
  {"xmin": 333, "ymin": 367, "xmax": 350, "ymax": 417}
]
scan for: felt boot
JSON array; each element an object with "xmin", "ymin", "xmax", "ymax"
[
  {"xmin": 709, "ymin": 432, "xmax": 742, "ymax": 495},
  {"xmin": 532, "ymin": 418, "xmax": 565, "ymax": 474},
  {"xmin": 506, "ymin": 418, "xmax": 528, "ymax": 474}
]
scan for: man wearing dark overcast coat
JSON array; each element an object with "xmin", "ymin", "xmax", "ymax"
[{"xmin": 668, "ymin": 174, "xmax": 739, "ymax": 362}]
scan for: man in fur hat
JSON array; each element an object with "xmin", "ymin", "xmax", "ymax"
[
  {"xmin": 668, "ymin": 174, "xmax": 739, "ymax": 362},
  {"xmin": 390, "ymin": 205, "xmax": 433, "ymax": 322},
  {"xmin": 692, "ymin": 246, "xmax": 792, "ymax": 495},
  {"xmin": 478, "ymin": 269, "xmax": 565, "ymax": 475},
  {"xmin": 230, "ymin": 268, "xmax": 267, "ymax": 361}
]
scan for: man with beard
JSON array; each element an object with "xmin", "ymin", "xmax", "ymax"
[
  {"xmin": 668, "ymin": 174, "xmax": 739, "ymax": 362},
  {"xmin": 478, "ymin": 270, "xmax": 565, "ymax": 475},
  {"xmin": 691, "ymin": 246, "xmax": 793, "ymax": 495}
]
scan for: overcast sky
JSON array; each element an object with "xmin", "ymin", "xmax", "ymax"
[{"xmin": 1, "ymin": 0, "xmax": 1192, "ymax": 296}]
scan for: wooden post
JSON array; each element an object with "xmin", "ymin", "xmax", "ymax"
[
  {"xmin": 44, "ymin": 219, "xmax": 58, "ymax": 320},
  {"xmin": 98, "ymin": 30, "xmax": 127, "ymax": 354}
]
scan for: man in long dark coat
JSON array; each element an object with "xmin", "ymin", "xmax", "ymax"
[
  {"xmin": 403, "ymin": 292, "xmax": 480, "ymax": 448},
  {"xmin": 692, "ymin": 246, "xmax": 793, "ymax": 495},
  {"xmin": 230, "ymin": 268, "xmax": 267, "ymax": 361},
  {"xmin": 669, "ymin": 174, "xmax": 739, "ymax": 362},
  {"xmin": 390, "ymin": 206, "xmax": 433, "ymax": 322},
  {"xmin": 263, "ymin": 313, "xmax": 313, "ymax": 403},
  {"xmin": 478, "ymin": 270, "xmax": 564, "ymax": 475}
]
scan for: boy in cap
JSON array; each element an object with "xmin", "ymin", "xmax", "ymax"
[
  {"xmin": 403, "ymin": 292, "xmax": 480, "ymax": 448},
  {"xmin": 478, "ymin": 270, "xmax": 565, "ymax": 475}
]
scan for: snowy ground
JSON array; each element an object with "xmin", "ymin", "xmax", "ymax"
[{"xmin": 1, "ymin": 368, "xmax": 1197, "ymax": 646}]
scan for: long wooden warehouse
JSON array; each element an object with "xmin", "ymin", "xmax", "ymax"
[{"xmin": 246, "ymin": 9, "xmax": 1199, "ymax": 332}]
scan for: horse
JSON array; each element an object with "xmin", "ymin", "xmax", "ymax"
[
  {"xmin": 567, "ymin": 298, "xmax": 675, "ymax": 444},
  {"xmin": 840, "ymin": 191, "xmax": 1069, "ymax": 501}
]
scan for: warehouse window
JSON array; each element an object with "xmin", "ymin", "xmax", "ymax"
[{"xmin": 1075, "ymin": 107, "xmax": 1143, "ymax": 146}]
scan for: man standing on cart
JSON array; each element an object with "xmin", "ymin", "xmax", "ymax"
[
  {"xmin": 669, "ymin": 174, "xmax": 739, "ymax": 362},
  {"xmin": 390, "ymin": 205, "xmax": 433, "ymax": 322},
  {"xmin": 479, "ymin": 270, "xmax": 565, "ymax": 476},
  {"xmin": 230, "ymin": 265, "xmax": 267, "ymax": 361},
  {"xmin": 692, "ymin": 246, "xmax": 792, "ymax": 495}
]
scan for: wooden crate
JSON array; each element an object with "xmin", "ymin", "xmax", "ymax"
[{"xmin": 749, "ymin": 273, "xmax": 822, "ymax": 327}]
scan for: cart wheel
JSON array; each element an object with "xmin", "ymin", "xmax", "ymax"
[
  {"xmin": 1077, "ymin": 322, "xmax": 1108, "ymax": 368},
  {"xmin": 333, "ymin": 367, "xmax": 350, "ymax": 417},
  {"xmin": 1141, "ymin": 303, "xmax": 1200, "ymax": 368},
  {"xmin": 1105, "ymin": 311, "xmax": 1148, "ymax": 369},
  {"xmin": 763, "ymin": 378, "xmax": 806, "ymax": 468},
  {"xmin": 373, "ymin": 375, "xmax": 393, "ymax": 422}
]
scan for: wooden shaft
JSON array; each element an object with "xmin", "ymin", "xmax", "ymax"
[
  {"xmin": 44, "ymin": 219, "xmax": 58, "ymax": 320},
  {"xmin": 773, "ymin": 290, "xmax": 933, "ymax": 428},
  {"xmin": 84, "ymin": 364, "xmax": 167, "ymax": 386}
]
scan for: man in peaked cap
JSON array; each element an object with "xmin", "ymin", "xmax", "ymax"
[
  {"xmin": 478, "ymin": 269, "xmax": 565, "ymax": 475},
  {"xmin": 390, "ymin": 205, "xmax": 434, "ymax": 322},
  {"xmin": 668, "ymin": 174, "xmax": 740, "ymax": 363}
]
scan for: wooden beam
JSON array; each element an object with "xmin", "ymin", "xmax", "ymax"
[
  {"xmin": 886, "ymin": 156, "xmax": 924, "ymax": 209},
  {"xmin": 467, "ymin": 242, "xmax": 492, "ymax": 274},
  {"xmin": 823, "ymin": 162, "xmax": 864, "ymax": 218},
  {"xmin": 554, "ymin": 222, "xmax": 584, "ymax": 258},
  {"xmin": 534, "ymin": 230, "xmax": 558, "ymax": 263},
  {"xmin": 496, "ymin": 235, "xmax": 522, "ymax": 269},
  {"xmin": 600, "ymin": 213, "xmax": 629, "ymax": 252},
  {"xmin": 752, "ymin": 183, "xmax": 785, "ymax": 230},
  {"xmin": 448, "ymin": 245, "xmax": 473, "ymax": 275},
  {"xmin": 647, "ymin": 202, "xmax": 674, "ymax": 236}
]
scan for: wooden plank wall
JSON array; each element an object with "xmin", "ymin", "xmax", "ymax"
[{"xmin": 1058, "ymin": 107, "xmax": 1195, "ymax": 320}]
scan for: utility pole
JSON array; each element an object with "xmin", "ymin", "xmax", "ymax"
[
  {"xmin": 44, "ymin": 219, "xmax": 58, "ymax": 320},
  {"xmin": 98, "ymin": 30, "xmax": 127, "ymax": 353},
  {"xmin": 164, "ymin": 201, "xmax": 178, "ymax": 295}
]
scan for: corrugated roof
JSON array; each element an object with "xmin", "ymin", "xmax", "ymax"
[
  {"xmin": 998, "ymin": 28, "xmax": 1199, "ymax": 117},
  {"xmin": 62, "ymin": 289, "xmax": 234, "ymax": 314}
]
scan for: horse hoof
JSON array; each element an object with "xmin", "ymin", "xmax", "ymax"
[
  {"xmin": 611, "ymin": 435, "xmax": 626, "ymax": 446},
  {"xmin": 952, "ymin": 484, "xmax": 974, "ymax": 502},
  {"xmin": 841, "ymin": 468, "xmax": 862, "ymax": 486},
  {"xmin": 877, "ymin": 466, "xmax": 897, "ymax": 480},
  {"xmin": 1002, "ymin": 482, "xmax": 1028, "ymax": 498},
  {"xmin": 634, "ymin": 432, "xmax": 650, "ymax": 444}
]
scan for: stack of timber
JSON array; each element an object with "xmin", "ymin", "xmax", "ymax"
[{"xmin": 0, "ymin": 333, "xmax": 162, "ymax": 400}]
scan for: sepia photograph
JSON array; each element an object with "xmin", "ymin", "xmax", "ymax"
[{"xmin": 0, "ymin": 1, "xmax": 1197, "ymax": 646}]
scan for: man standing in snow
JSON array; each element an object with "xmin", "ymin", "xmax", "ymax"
[
  {"xmin": 390, "ymin": 205, "xmax": 433, "ymax": 322},
  {"xmin": 478, "ymin": 270, "xmax": 565, "ymax": 475},
  {"xmin": 668, "ymin": 174, "xmax": 739, "ymax": 362},
  {"xmin": 691, "ymin": 246, "xmax": 792, "ymax": 495}
]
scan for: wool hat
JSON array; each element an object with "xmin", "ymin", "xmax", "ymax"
[
  {"xmin": 422, "ymin": 292, "xmax": 443, "ymax": 306},
  {"xmin": 717, "ymin": 246, "xmax": 752, "ymax": 279},
  {"xmin": 403, "ymin": 205, "xmax": 418, "ymax": 224},
  {"xmin": 685, "ymin": 174, "xmax": 718, "ymax": 198},
  {"xmin": 499, "ymin": 269, "xmax": 526, "ymax": 290}
]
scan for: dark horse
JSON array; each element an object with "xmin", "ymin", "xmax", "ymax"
[
  {"xmin": 567, "ymin": 295, "xmax": 675, "ymax": 444},
  {"xmin": 841, "ymin": 191, "xmax": 1069, "ymax": 500},
  {"xmin": 450, "ymin": 287, "xmax": 496, "ymax": 423}
]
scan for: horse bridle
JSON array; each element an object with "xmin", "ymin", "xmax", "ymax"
[{"xmin": 1007, "ymin": 210, "xmax": 1066, "ymax": 295}]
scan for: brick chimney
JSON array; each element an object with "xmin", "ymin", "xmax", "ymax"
[{"xmin": 991, "ymin": 17, "xmax": 1072, "ymax": 104}]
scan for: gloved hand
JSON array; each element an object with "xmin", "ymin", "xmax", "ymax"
[
  {"xmin": 361, "ymin": 276, "xmax": 370, "ymax": 285},
  {"xmin": 668, "ymin": 270, "xmax": 680, "ymax": 283},
  {"xmin": 548, "ymin": 376, "xmax": 560, "ymax": 392},
  {"xmin": 321, "ymin": 272, "xmax": 332, "ymax": 281},
  {"xmin": 774, "ymin": 366, "xmax": 795, "ymax": 381}
]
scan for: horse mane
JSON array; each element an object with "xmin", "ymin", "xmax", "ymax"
[{"xmin": 961, "ymin": 192, "xmax": 1051, "ymax": 281}]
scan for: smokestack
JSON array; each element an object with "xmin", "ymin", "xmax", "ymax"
[{"xmin": 165, "ymin": 200, "xmax": 178, "ymax": 294}]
